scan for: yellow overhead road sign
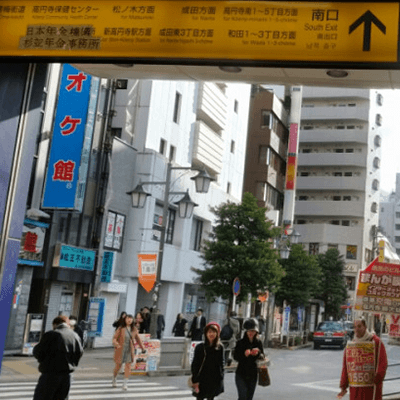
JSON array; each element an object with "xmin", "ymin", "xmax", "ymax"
[{"xmin": 0, "ymin": 1, "xmax": 399, "ymax": 63}]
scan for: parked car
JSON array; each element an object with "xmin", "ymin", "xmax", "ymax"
[
  {"xmin": 313, "ymin": 321, "xmax": 348, "ymax": 350},
  {"xmin": 343, "ymin": 321, "xmax": 354, "ymax": 340}
]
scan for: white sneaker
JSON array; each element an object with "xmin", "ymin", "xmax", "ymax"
[
  {"xmin": 122, "ymin": 383, "xmax": 128, "ymax": 391},
  {"xmin": 112, "ymin": 378, "xmax": 117, "ymax": 388}
]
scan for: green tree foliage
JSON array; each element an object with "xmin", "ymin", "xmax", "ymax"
[
  {"xmin": 275, "ymin": 244, "xmax": 321, "ymax": 308},
  {"xmin": 193, "ymin": 192, "xmax": 284, "ymax": 302},
  {"xmin": 317, "ymin": 248, "xmax": 348, "ymax": 319}
]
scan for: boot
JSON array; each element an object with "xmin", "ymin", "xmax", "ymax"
[
  {"xmin": 122, "ymin": 378, "xmax": 128, "ymax": 391},
  {"xmin": 112, "ymin": 376, "xmax": 117, "ymax": 388}
]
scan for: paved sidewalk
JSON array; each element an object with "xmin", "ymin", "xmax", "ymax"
[{"xmin": 0, "ymin": 347, "xmax": 116, "ymax": 381}]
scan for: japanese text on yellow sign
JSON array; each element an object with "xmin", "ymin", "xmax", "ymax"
[
  {"xmin": 346, "ymin": 342, "xmax": 375, "ymax": 387},
  {"xmin": 0, "ymin": 1, "xmax": 398, "ymax": 63}
]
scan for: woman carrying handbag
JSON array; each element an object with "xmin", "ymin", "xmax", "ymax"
[
  {"xmin": 233, "ymin": 319, "xmax": 266, "ymax": 400},
  {"xmin": 112, "ymin": 314, "xmax": 146, "ymax": 391},
  {"xmin": 191, "ymin": 322, "xmax": 224, "ymax": 400}
]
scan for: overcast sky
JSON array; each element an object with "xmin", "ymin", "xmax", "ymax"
[{"xmin": 379, "ymin": 89, "xmax": 400, "ymax": 193}]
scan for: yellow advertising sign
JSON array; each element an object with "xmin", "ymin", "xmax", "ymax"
[
  {"xmin": 345, "ymin": 342, "xmax": 375, "ymax": 387},
  {"xmin": 0, "ymin": 1, "xmax": 398, "ymax": 63}
]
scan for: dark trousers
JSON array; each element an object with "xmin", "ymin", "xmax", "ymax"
[
  {"xmin": 235, "ymin": 373, "xmax": 257, "ymax": 400},
  {"xmin": 33, "ymin": 372, "xmax": 71, "ymax": 400}
]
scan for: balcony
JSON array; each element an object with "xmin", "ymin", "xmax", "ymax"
[
  {"xmin": 196, "ymin": 82, "xmax": 227, "ymax": 132},
  {"xmin": 301, "ymin": 106, "xmax": 369, "ymax": 122},
  {"xmin": 298, "ymin": 152, "xmax": 366, "ymax": 167},
  {"xmin": 296, "ymin": 176, "xmax": 365, "ymax": 191},
  {"xmin": 295, "ymin": 223, "xmax": 361, "ymax": 244},
  {"xmin": 302, "ymin": 87, "xmax": 371, "ymax": 101},
  {"xmin": 295, "ymin": 200, "xmax": 364, "ymax": 217},
  {"xmin": 192, "ymin": 120, "xmax": 223, "ymax": 175},
  {"xmin": 300, "ymin": 128, "xmax": 369, "ymax": 144}
]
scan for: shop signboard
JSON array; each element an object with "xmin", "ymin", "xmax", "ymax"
[{"xmin": 87, "ymin": 297, "xmax": 106, "ymax": 337}]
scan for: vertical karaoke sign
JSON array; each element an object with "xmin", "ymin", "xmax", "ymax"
[{"xmin": 42, "ymin": 64, "xmax": 93, "ymax": 210}]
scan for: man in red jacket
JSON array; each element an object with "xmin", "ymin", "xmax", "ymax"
[{"xmin": 338, "ymin": 318, "xmax": 387, "ymax": 400}]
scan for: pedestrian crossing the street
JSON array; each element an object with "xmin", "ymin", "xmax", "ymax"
[{"xmin": 0, "ymin": 378, "xmax": 194, "ymax": 399}]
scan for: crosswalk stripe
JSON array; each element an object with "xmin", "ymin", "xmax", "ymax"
[
  {"xmin": 0, "ymin": 382, "xmax": 161, "ymax": 392},
  {"xmin": 0, "ymin": 379, "xmax": 193, "ymax": 400}
]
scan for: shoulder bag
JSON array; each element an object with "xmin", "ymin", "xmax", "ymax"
[{"xmin": 257, "ymin": 359, "xmax": 271, "ymax": 387}]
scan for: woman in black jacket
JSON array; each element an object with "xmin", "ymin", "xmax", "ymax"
[
  {"xmin": 233, "ymin": 319, "xmax": 265, "ymax": 400},
  {"xmin": 172, "ymin": 313, "xmax": 188, "ymax": 337},
  {"xmin": 191, "ymin": 322, "xmax": 224, "ymax": 400}
]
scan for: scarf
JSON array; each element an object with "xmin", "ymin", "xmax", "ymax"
[{"xmin": 353, "ymin": 329, "xmax": 373, "ymax": 342}]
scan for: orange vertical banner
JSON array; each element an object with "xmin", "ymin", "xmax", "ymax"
[{"xmin": 138, "ymin": 254, "xmax": 157, "ymax": 293}]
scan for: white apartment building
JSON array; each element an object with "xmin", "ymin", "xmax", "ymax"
[
  {"xmin": 294, "ymin": 87, "xmax": 383, "ymax": 305},
  {"xmin": 94, "ymin": 79, "xmax": 251, "ymax": 345}
]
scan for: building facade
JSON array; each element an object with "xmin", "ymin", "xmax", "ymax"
[{"xmin": 294, "ymin": 87, "xmax": 383, "ymax": 309}]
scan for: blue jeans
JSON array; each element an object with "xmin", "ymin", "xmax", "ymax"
[
  {"xmin": 33, "ymin": 372, "xmax": 71, "ymax": 400},
  {"xmin": 235, "ymin": 373, "xmax": 257, "ymax": 400}
]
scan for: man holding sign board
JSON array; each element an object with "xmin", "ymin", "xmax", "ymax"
[{"xmin": 338, "ymin": 319, "xmax": 387, "ymax": 400}]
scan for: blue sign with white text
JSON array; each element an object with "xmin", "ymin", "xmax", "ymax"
[
  {"xmin": 42, "ymin": 64, "xmax": 92, "ymax": 209},
  {"xmin": 101, "ymin": 251, "xmax": 115, "ymax": 283},
  {"xmin": 59, "ymin": 245, "xmax": 96, "ymax": 271}
]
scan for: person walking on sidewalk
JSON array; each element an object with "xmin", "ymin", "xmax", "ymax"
[
  {"xmin": 112, "ymin": 314, "xmax": 146, "ymax": 391},
  {"xmin": 172, "ymin": 313, "xmax": 188, "ymax": 337},
  {"xmin": 188, "ymin": 308, "xmax": 207, "ymax": 341},
  {"xmin": 233, "ymin": 319, "xmax": 265, "ymax": 400},
  {"xmin": 32, "ymin": 315, "xmax": 83, "ymax": 400},
  {"xmin": 191, "ymin": 322, "xmax": 224, "ymax": 400}
]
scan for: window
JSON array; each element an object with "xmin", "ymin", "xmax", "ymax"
[
  {"xmin": 334, "ymin": 149, "xmax": 344, "ymax": 153},
  {"xmin": 371, "ymin": 202, "xmax": 378, "ymax": 213},
  {"xmin": 395, "ymin": 224, "xmax": 400, "ymax": 230},
  {"xmin": 116, "ymin": 79, "xmax": 128, "ymax": 89},
  {"xmin": 348, "ymin": 103, "xmax": 356, "ymax": 107},
  {"xmin": 346, "ymin": 277, "xmax": 356, "ymax": 291},
  {"xmin": 297, "ymin": 220, "xmax": 307, "ymax": 224},
  {"xmin": 342, "ymin": 220, "xmax": 350, "ymax": 226},
  {"xmin": 374, "ymin": 135, "xmax": 382, "ymax": 147},
  {"xmin": 309, "ymin": 243, "xmax": 319, "ymax": 255},
  {"xmin": 234, "ymin": 100, "xmax": 238, "ymax": 113},
  {"xmin": 299, "ymin": 196, "xmax": 308, "ymax": 201},
  {"xmin": 111, "ymin": 127, "xmax": 122, "ymax": 138},
  {"xmin": 302, "ymin": 149, "xmax": 312, "ymax": 154},
  {"xmin": 169, "ymin": 145, "xmax": 176, "ymax": 161},
  {"xmin": 372, "ymin": 179, "xmax": 379, "ymax": 190},
  {"xmin": 227, "ymin": 182, "xmax": 231, "ymax": 194},
  {"xmin": 256, "ymin": 182, "xmax": 282, "ymax": 209},
  {"xmin": 343, "ymin": 196, "xmax": 351, "ymax": 201},
  {"xmin": 334, "ymin": 172, "xmax": 343, "ymax": 177},
  {"xmin": 300, "ymin": 172, "xmax": 309, "ymax": 177},
  {"xmin": 346, "ymin": 125, "xmax": 355, "ymax": 130},
  {"xmin": 303, "ymin": 125, "xmax": 314, "ymax": 130},
  {"xmin": 152, "ymin": 205, "xmax": 176, "ymax": 244},
  {"xmin": 376, "ymin": 93, "xmax": 384, "ymax": 106},
  {"xmin": 375, "ymin": 114, "xmax": 382, "ymax": 126},
  {"xmin": 396, "ymin": 212, "xmax": 400, "ymax": 218},
  {"xmin": 173, "ymin": 91, "xmax": 182, "ymax": 123},
  {"xmin": 333, "ymin": 196, "xmax": 341, "ymax": 201},
  {"xmin": 259, "ymin": 146, "xmax": 270, "ymax": 165},
  {"xmin": 190, "ymin": 218, "xmax": 203, "ymax": 251},
  {"xmin": 395, "ymin": 237, "xmax": 400, "ymax": 243},
  {"xmin": 344, "ymin": 172, "xmax": 353, "ymax": 177},
  {"xmin": 261, "ymin": 110, "xmax": 272, "ymax": 128},
  {"xmin": 331, "ymin": 220, "xmax": 340, "ymax": 225},
  {"xmin": 373, "ymin": 157, "xmax": 380, "ymax": 168},
  {"xmin": 328, "ymin": 243, "xmax": 338, "ymax": 249},
  {"xmin": 159, "ymin": 138, "xmax": 166, "ymax": 155},
  {"xmin": 336, "ymin": 126, "xmax": 345, "ymax": 130},
  {"xmin": 346, "ymin": 245, "xmax": 357, "ymax": 260},
  {"xmin": 231, "ymin": 140, "xmax": 235, "ymax": 154},
  {"xmin": 345, "ymin": 149, "xmax": 354, "ymax": 153}
]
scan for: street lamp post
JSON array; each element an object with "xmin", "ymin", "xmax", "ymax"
[{"xmin": 127, "ymin": 162, "xmax": 213, "ymax": 338}]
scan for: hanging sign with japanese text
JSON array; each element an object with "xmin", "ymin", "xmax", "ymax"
[
  {"xmin": 138, "ymin": 253, "xmax": 157, "ymax": 292},
  {"xmin": 100, "ymin": 251, "xmax": 115, "ymax": 282},
  {"xmin": 42, "ymin": 63, "xmax": 92, "ymax": 210},
  {"xmin": 355, "ymin": 258, "xmax": 400, "ymax": 314},
  {"xmin": 18, "ymin": 219, "xmax": 49, "ymax": 266},
  {"xmin": 53, "ymin": 243, "xmax": 96, "ymax": 271},
  {"xmin": 0, "ymin": 1, "xmax": 398, "ymax": 65},
  {"xmin": 345, "ymin": 342, "xmax": 375, "ymax": 387}
]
